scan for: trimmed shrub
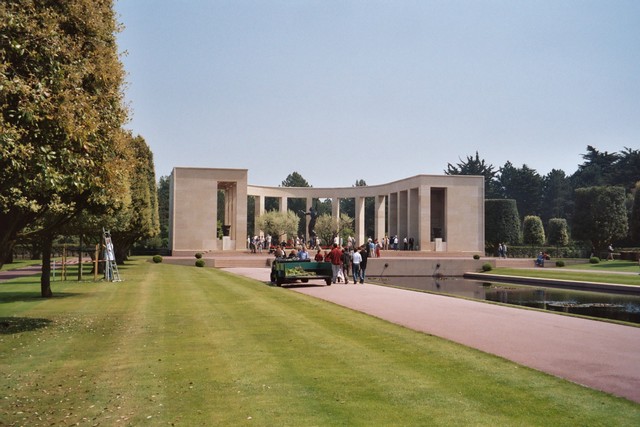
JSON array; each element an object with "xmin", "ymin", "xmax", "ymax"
[
  {"xmin": 485, "ymin": 199, "xmax": 521, "ymax": 248},
  {"xmin": 523, "ymin": 215, "xmax": 545, "ymax": 246},
  {"xmin": 555, "ymin": 260, "xmax": 565, "ymax": 267},
  {"xmin": 152, "ymin": 255, "xmax": 163, "ymax": 263},
  {"xmin": 589, "ymin": 256, "xmax": 600, "ymax": 264},
  {"xmin": 481, "ymin": 263, "xmax": 492, "ymax": 272},
  {"xmin": 195, "ymin": 252, "xmax": 203, "ymax": 259},
  {"xmin": 473, "ymin": 254, "xmax": 480, "ymax": 260},
  {"xmin": 195, "ymin": 259, "xmax": 205, "ymax": 267}
]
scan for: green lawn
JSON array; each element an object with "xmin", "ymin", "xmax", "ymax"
[
  {"xmin": 487, "ymin": 261, "xmax": 640, "ymax": 286},
  {"xmin": 1, "ymin": 258, "xmax": 639, "ymax": 426}
]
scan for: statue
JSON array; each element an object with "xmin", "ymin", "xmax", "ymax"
[{"xmin": 299, "ymin": 206, "xmax": 318, "ymax": 238}]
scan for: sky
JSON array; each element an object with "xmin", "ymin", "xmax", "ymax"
[{"xmin": 114, "ymin": 0, "xmax": 640, "ymax": 188}]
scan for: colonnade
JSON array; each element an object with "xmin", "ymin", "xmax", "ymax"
[{"xmin": 170, "ymin": 168, "xmax": 484, "ymax": 255}]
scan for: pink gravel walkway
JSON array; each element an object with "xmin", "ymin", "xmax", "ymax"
[{"xmin": 225, "ymin": 267, "xmax": 640, "ymax": 403}]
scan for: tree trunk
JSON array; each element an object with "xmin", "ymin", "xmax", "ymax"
[
  {"xmin": 78, "ymin": 234, "xmax": 83, "ymax": 281},
  {"xmin": 41, "ymin": 235, "xmax": 53, "ymax": 298}
]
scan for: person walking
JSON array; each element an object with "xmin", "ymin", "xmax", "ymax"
[
  {"xmin": 352, "ymin": 248, "xmax": 362, "ymax": 284},
  {"xmin": 341, "ymin": 247, "xmax": 351, "ymax": 284},
  {"xmin": 359, "ymin": 245, "xmax": 368, "ymax": 284},
  {"xmin": 327, "ymin": 243, "xmax": 343, "ymax": 284}
]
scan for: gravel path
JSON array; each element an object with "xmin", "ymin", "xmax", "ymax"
[{"xmin": 224, "ymin": 267, "xmax": 640, "ymax": 403}]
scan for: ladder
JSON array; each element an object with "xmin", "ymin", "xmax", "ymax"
[{"xmin": 103, "ymin": 228, "xmax": 122, "ymax": 282}]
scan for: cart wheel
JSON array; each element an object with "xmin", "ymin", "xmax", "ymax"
[
  {"xmin": 325, "ymin": 278, "xmax": 331, "ymax": 286},
  {"xmin": 270, "ymin": 272, "xmax": 276, "ymax": 283},
  {"xmin": 276, "ymin": 277, "xmax": 284, "ymax": 287},
  {"xmin": 301, "ymin": 278, "xmax": 309, "ymax": 283}
]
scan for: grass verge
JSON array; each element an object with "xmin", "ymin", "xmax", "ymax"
[
  {"xmin": 486, "ymin": 267, "xmax": 640, "ymax": 286},
  {"xmin": 1, "ymin": 258, "xmax": 639, "ymax": 425}
]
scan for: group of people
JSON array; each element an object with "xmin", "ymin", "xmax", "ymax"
[
  {"xmin": 497, "ymin": 243, "xmax": 508, "ymax": 258},
  {"xmin": 323, "ymin": 243, "xmax": 369, "ymax": 284},
  {"xmin": 274, "ymin": 242, "xmax": 370, "ymax": 284}
]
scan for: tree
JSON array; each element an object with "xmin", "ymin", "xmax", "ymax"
[
  {"xmin": 445, "ymin": 151, "xmax": 501, "ymax": 198},
  {"xmin": 157, "ymin": 176, "xmax": 170, "ymax": 247},
  {"xmin": 255, "ymin": 210, "xmax": 299, "ymax": 243},
  {"xmin": 547, "ymin": 218, "xmax": 570, "ymax": 257},
  {"xmin": 281, "ymin": 172, "xmax": 311, "ymax": 188},
  {"xmin": 314, "ymin": 214, "xmax": 337, "ymax": 247},
  {"xmin": 0, "ymin": 0, "xmax": 130, "ymax": 273},
  {"xmin": 485, "ymin": 199, "xmax": 521, "ymax": 252},
  {"xmin": 522, "ymin": 215, "xmax": 545, "ymax": 247},
  {"xmin": 629, "ymin": 182, "xmax": 640, "ymax": 245},
  {"xmin": 614, "ymin": 147, "xmax": 640, "ymax": 191},
  {"xmin": 497, "ymin": 162, "xmax": 543, "ymax": 219},
  {"xmin": 540, "ymin": 169, "xmax": 572, "ymax": 224},
  {"xmin": 110, "ymin": 135, "xmax": 160, "ymax": 264},
  {"xmin": 281, "ymin": 172, "xmax": 311, "ymax": 237},
  {"xmin": 572, "ymin": 186, "xmax": 629, "ymax": 252},
  {"xmin": 570, "ymin": 145, "xmax": 620, "ymax": 189}
]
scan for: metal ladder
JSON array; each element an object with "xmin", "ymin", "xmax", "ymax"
[{"xmin": 103, "ymin": 228, "xmax": 122, "ymax": 282}]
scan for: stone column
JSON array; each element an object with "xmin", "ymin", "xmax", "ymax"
[
  {"xmin": 374, "ymin": 195, "xmax": 386, "ymax": 242},
  {"xmin": 355, "ymin": 196, "xmax": 365, "ymax": 246},
  {"xmin": 254, "ymin": 195, "xmax": 265, "ymax": 237},
  {"xmin": 332, "ymin": 197, "xmax": 340, "ymax": 244},
  {"xmin": 418, "ymin": 185, "xmax": 431, "ymax": 251}
]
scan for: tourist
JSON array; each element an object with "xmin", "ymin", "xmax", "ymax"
[
  {"xmin": 327, "ymin": 244, "xmax": 343, "ymax": 284},
  {"xmin": 298, "ymin": 246, "xmax": 309, "ymax": 260},
  {"xmin": 352, "ymin": 248, "xmax": 362, "ymax": 284},
  {"xmin": 359, "ymin": 245, "xmax": 368, "ymax": 284},
  {"xmin": 314, "ymin": 248, "xmax": 324, "ymax": 261},
  {"xmin": 341, "ymin": 247, "xmax": 351, "ymax": 284}
]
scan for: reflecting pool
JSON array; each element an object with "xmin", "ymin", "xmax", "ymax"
[{"xmin": 368, "ymin": 276, "xmax": 640, "ymax": 324}]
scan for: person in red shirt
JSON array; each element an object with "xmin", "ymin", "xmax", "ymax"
[{"xmin": 327, "ymin": 243, "xmax": 343, "ymax": 284}]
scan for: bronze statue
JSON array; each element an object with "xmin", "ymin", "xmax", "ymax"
[{"xmin": 300, "ymin": 206, "xmax": 318, "ymax": 238}]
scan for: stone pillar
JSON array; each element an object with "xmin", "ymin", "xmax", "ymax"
[
  {"xmin": 418, "ymin": 185, "xmax": 431, "ymax": 251},
  {"xmin": 398, "ymin": 190, "xmax": 408, "ymax": 243},
  {"xmin": 388, "ymin": 192, "xmax": 398, "ymax": 238},
  {"xmin": 374, "ymin": 195, "xmax": 386, "ymax": 242},
  {"xmin": 332, "ymin": 197, "xmax": 340, "ymax": 243},
  {"xmin": 355, "ymin": 196, "xmax": 365, "ymax": 246},
  {"xmin": 409, "ymin": 188, "xmax": 419, "ymax": 249},
  {"xmin": 254, "ymin": 195, "xmax": 265, "ymax": 237}
]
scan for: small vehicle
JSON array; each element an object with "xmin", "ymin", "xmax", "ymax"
[{"xmin": 270, "ymin": 259, "xmax": 333, "ymax": 286}]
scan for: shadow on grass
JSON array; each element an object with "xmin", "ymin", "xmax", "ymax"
[
  {"xmin": 0, "ymin": 317, "xmax": 52, "ymax": 334},
  {"xmin": 0, "ymin": 291, "xmax": 80, "ymax": 304}
]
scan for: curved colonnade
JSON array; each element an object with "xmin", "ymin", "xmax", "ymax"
[{"xmin": 169, "ymin": 167, "xmax": 484, "ymax": 256}]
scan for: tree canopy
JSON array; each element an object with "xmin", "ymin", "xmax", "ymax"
[
  {"xmin": 0, "ymin": 0, "xmax": 130, "ymax": 268},
  {"xmin": 572, "ymin": 186, "xmax": 629, "ymax": 251}
]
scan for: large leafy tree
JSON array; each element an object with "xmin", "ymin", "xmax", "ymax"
[
  {"xmin": 614, "ymin": 147, "xmax": 640, "ymax": 191},
  {"xmin": 572, "ymin": 186, "xmax": 629, "ymax": 252},
  {"xmin": 157, "ymin": 176, "xmax": 170, "ymax": 247},
  {"xmin": 445, "ymin": 151, "xmax": 501, "ymax": 198},
  {"xmin": 628, "ymin": 182, "xmax": 640, "ymax": 245},
  {"xmin": 0, "ymin": 0, "xmax": 130, "ymax": 270},
  {"xmin": 255, "ymin": 210, "xmax": 299, "ymax": 243},
  {"xmin": 540, "ymin": 169, "xmax": 573, "ymax": 224},
  {"xmin": 110, "ymin": 134, "xmax": 159, "ymax": 264},
  {"xmin": 570, "ymin": 145, "xmax": 620, "ymax": 189},
  {"xmin": 280, "ymin": 172, "xmax": 311, "ymax": 237},
  {"xmin": 497, "ymin": 162, "xmax": 543, "ymax": 219},
  {"xmin": 485, "ymin": 199, "xmax": 521, "ymax": 250}
]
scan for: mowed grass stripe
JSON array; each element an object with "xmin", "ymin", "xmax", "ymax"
[{"xmin": 2, "ymin": 259, "xmax": 639, "ymax": 426}]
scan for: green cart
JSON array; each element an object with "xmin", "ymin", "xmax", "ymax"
[{"xmin": 270, "ymin": 259, "xmax": 333, "ymax": 286}]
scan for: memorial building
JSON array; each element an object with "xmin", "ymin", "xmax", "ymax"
[{"xmin": 169, "ymin": 167, "xmax": 484, "ymax": 256}]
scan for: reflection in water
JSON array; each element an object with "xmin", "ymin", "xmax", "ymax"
[{"xmin": 369, "ymin": 276, "xmax": 640, "ymax": 324}]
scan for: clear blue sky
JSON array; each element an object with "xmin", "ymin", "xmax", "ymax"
[{"xmin": 114, "ymin": 0, "xmax": 640, "ymax": 188}]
